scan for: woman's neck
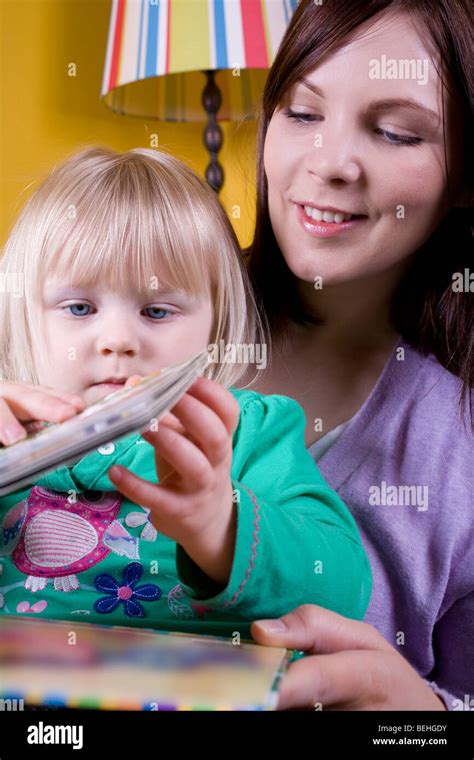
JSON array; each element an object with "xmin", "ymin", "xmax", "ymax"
[
  {"xmin": 287, "ymin": 264, "xmax": 406, "ymax": 353},
  {"xmin": 245, "ymin": 270, "xmax": 405, "ymax": 444}
]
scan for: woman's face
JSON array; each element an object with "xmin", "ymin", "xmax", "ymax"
[{"xmin": 264, "ymin": 9, "xmax": 465, "ymax": 287}]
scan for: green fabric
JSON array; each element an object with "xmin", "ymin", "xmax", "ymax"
[{"xmin": 0, "ymin": 389, "xmax": 372, "ymax": 639}]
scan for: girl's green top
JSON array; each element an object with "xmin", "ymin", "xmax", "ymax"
[{"xmin": 0, "ymin": 389, "xmax": 372, "ymax": 638}]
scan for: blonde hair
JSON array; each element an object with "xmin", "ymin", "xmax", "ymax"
[{"xmin": 0, "ymin": 146, "xmax": 265, "ymax": 388}]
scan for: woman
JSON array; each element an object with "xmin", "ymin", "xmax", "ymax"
[{"xmin": 245, "ymin": 0, "xmax": 473, "ymax": 710}]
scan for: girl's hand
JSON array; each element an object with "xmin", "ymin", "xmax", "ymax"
[
  {"xmin": 251, "ymin": 605, "xmax": 447, "ymax": 711},
  {"xmin": 0, "ymin": 381, "xmax": 85, "ymax": 446},
  {"xmin": 108, "ymin": 377, "xmax": 241, "ymax": 587},
  {"xmin": 124, "ymin": 375, "xmax": 143, "ymax": 389}
]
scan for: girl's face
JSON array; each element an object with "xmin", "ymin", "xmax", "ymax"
[
  {"xmin": 36, "ymin": 279, "xmax": 214, "ymax": 405},
  {"xmin": 264, "ymin": 9, "xmax": 465, "ymax": 287}
]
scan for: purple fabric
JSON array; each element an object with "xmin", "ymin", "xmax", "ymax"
[{"xmin": 316, "ymin": 338, "xmax": 473, "ymax": 710}]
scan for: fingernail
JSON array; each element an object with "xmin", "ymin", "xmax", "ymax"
[
  {"xmin": 108, "ymin": 466, "xmax": 123, "ymax": 481},
  {"xmin": 4, "ymin": 426, "xmax": 25, "ymax": 444},
  {"xmin": 255, "ymin": 619, "xmax": 287, "ymax": 634},
  {"xmin": 26, "ymin": 421, "xmax": 46, "ymax": 433}
]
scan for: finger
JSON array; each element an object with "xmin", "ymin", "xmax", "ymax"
[
  {"xmin": 0, "ymin": 382, "xmax": 85, "ymax": 409},
  {"xmin": 141, "ymin": 422, "xmax": 176, "ymax": 485},
  {"xmin": 185, "ymin": 377, "xmax": 240, "ymax": 437},
  {"xmin": 141, "ymin": 412, "xmax": 186, "ymax": 484},
  {"xmin": 45, "ymin": 390, "xmax": 85, "ymax": 409},
  {"xmin": 141, "ymin": 424, "xmax": 212, "ymax": 491},
  {"xmin": 0, "ymin": 398, "xmax": 29, "ymax": 445},
  {"xmin": 107, "ymin": 466, "xmax": 182, "ymax": 521},
  {"xmin": 140, "ymin": 414, "xmax": 188, "ymax": 484},
  {"xmin": 276, "ymin": 650, "xmax": 390, "ymax": 711},
  {"xmin": 251, "ymin": 605, "xmax": 389, "ymax": 655},
  {"xmin": 163, "ymin": 392, "xmax": 232, "ymax": 467},
  {"xmin": 0, "ymin": 393, "xmax": 82, "ymax": 446},
  {"xmin": 24, "ymin": 421, "xmax": 47, "ymax": 434},
  {"xmin": 0, "ymin": 387, "xmax": 84, "ymax": 424},
  {"xmin": 144, "ymin": 411, "xmax": 187, "ymax": 436},
  {"xmin": 124, "ymin": 375, "xmax": 143, "ymax": 389}
]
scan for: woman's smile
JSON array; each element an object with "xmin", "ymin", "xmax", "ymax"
[{"xmin": 295, "ymin": 202, "xmax": 369, "ymax": 238}]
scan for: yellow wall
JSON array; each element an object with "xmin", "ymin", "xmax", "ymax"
[{"xmin": 0, "ymin": 0, "xmax": 258, "ymax": 248}]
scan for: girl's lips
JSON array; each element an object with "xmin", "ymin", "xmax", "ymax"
[
  {"xmin": 296, "ymin": 203, "xmax": 368, "ymax": 238},
  {"xmin": 92, "ymin": 382, "xmax": 126, "ymax": 390}
]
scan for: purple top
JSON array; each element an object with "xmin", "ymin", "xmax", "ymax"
[{"xmin": 314, "ymin": 338, "xmax": 473, "ymax": 710}]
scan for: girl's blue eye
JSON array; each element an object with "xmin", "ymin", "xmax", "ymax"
[
  {"xmin": 67, "ymin": 303, "xmax": 92, "ymax": 316},
  {"xmin": 65, "ymin": 304, "xmax": 171, "ymax": 319},
  {"xmin": 143, "ymin": 307, "xmax": 170, "ymax": 320}
]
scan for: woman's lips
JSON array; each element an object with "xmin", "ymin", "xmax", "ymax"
[{"xmin": 296, "ymin": 203, "xmax": 368, "ymax": 238}]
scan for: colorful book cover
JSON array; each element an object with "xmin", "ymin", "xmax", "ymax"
[{"xmin": 0, "ymin": 616, "xmax": 291, "ymax": 711}]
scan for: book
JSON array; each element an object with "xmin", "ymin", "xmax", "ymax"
[
  {"xmin": 0, "ymin": 350, "xmax": 209, "ymax": 497},
  {"xmin": 0, "ymin": 616, "xmax": 290, "ymax": 710}
]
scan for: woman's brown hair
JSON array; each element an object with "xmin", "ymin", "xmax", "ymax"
[{"xmin": 247, "ymin": 0, "xmax": 473, "ymax": 395}]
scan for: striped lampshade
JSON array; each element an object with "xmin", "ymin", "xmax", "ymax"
[{"xmin": 102, "ymin": 0, "xmax": 298, "ymax": 122}]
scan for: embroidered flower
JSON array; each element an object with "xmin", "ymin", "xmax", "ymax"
[
  {"xmin": 125, "ymin": 508, "xmax": 157, "ymax": 542},
  {"xmin": 93, "ymin": 562, "xmax": 161, "ymax": 618}
]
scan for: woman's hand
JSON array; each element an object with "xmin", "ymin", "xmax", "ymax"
[
  {"xmin": 251, "ymin": 605, "xmax": 447, "ymax": 711},
  {"xmin": 108, "ymin": 376, "xmax": 241, "ymax": 587},
  {"xmin": 0, "ymin": 381, "xmax": 85, "ymax": 445}
]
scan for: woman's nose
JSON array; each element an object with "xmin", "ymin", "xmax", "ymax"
[{"xmin": 305, "ymin": 128, "xmax": 363, "ymax": 185}]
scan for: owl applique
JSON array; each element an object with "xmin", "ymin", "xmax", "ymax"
[{"xmin": 0, "ymin": 486, "xmax": 140, "ymax": 593}]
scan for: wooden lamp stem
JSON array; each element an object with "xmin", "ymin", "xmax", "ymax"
[{"xmin": 202, "ymin": 70, "xmax": 224, "ymax": 193}]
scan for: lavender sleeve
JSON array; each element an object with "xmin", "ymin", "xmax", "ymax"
[{"xmin": 427, "ymin": 595, "xmax": 474, "ymax": 709}]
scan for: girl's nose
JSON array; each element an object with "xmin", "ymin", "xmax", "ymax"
[{"xmin": 96, "ymin": 332, "xmax": 139, "ymax": 357}]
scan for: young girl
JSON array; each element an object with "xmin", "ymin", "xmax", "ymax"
[{"xmin": 0, "ymin": 147, "xmax": 371, "ymax": 638}]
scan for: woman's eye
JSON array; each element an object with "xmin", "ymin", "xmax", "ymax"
[
  {"xmin": 66, "ymin": 303, "xmax": 93, "ymax": 317},
  {"xmin": 143, "ymin": 307, "xmax": 171, "ymax": 320},
  {"xmin": 376, "ymin": 129, "xmax": 422, "ymax": 147},
  {"xmin": 283, "ymin": 106, "xmax": 422, "ymax": 147},
  {"xmin": 283, "ymin": 107, "xmax": 319, "ymax": 124}
]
